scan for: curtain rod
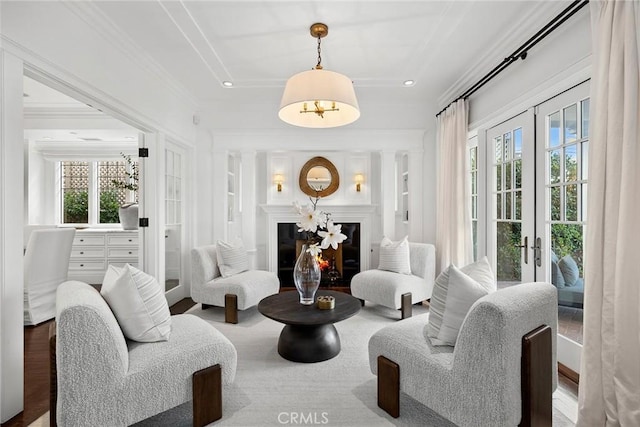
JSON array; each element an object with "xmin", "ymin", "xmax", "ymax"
[{"xmin": 435, "ymin": 0, "xmax": 589, "ymax": 118}]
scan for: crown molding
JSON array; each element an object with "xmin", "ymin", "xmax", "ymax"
[
  {"xmin": 24, "ymin": 106, "xmax": 104, "ymax": 120},
  {"xmin": 62, "ymin": 1, "xmax": 198, "ymax": 108},
  {"xmin": 437, "ymin": 2, "xmax": 569, "ymax": 109}
]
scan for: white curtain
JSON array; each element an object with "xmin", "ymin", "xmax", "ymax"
[
  {"xmin": 578, "ymin": 2, "xmax": 640, "ymax": 426},
  {"xmin": 435, "ymin": 99, "xmax": 473, "ymax": 273}
]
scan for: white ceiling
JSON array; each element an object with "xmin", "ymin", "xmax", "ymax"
[{"xmin": 21, "ymin": 1, "xmax": 568, "ymax": 132}]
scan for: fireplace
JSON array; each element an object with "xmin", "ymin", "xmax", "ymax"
[{"xmin": 277, "ymin": 223, "xmax": 361, "ymax": 288}]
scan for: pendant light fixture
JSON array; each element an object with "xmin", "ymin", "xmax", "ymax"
[{"xmin": 279, "ymin": 23, "xmax": 360, "ymax": 128}]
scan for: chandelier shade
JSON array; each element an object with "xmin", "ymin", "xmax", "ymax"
[{"xmin": 278, "ymin": 23, "xmax": 360, "ymax": 128}]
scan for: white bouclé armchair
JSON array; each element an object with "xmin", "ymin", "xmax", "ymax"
[
  {"xmin": 350, "ymin": 242, "xmax": 435, "ymax": 319},
  {"xmin": 369, "ymin": 282, "xmax": 558, "ymax": 426},
  {"xmin": 191, "ymin": 245, "xmax": 280, "ymax": 323},
  {"xmin": 52, "ymin": 281, "xmax": 237, "ymax": 426}
]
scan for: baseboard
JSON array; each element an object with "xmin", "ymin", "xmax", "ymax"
[{"xmin": 558, "ymin": 362, "xmax": 579, "ymax": 385}]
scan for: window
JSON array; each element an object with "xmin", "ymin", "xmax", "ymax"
[
  {"xmin": 61, "ymin": 161, "xmax": 89, "ymax": 224},
  {"xmin": 60, "ymin": 159, "xmax": 137, "ymax": 225}
]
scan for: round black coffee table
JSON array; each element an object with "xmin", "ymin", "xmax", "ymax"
[{"xmin": 258, "ymin": 290, "xmax": 361, "ymax": 363}]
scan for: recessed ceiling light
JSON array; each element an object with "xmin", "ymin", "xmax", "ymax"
[
  {"xmin": 222, "ymin": 81, "xmax": 233, "ymax": 87},
  {"xmin": 403, "ymin": 80, "xmax": 415, "ymax": 87},
  {"xmin": 42, "ymin": 137, "xmax": 53, "ymax": 140},
  {"xmin": 124, "ymin": 136, "xmax": 135, "ymax": 140}
]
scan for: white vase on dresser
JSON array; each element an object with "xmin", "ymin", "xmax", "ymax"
[{"xmin": 118, "ymin": 203, "xmax": 139, "ymax": 230}]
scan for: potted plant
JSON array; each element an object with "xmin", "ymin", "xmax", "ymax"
[{"xmin": 111, "ymin": 152, "xmax": 139, "ymax": 230}]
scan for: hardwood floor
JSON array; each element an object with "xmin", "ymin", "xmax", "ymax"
[{"xmin": 2, "ymin": 296, "xmax": 578, "ymax": 427}]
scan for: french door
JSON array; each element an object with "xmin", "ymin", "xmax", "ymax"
[
  {"xmin": 486, "ymin": 110, "xmax": 536, "ymax": 284},
  {"xmin": 485, "ymin": 81, "xmax": 589, "ymax": 372},
  {"xmin": 535, "ymin": 81, "xmax": 589, "ymax": 373}
]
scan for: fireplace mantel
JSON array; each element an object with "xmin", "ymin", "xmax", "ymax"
[{"xmin": 260, "ymin": 204, "xmax": 377, "ymax": 273}]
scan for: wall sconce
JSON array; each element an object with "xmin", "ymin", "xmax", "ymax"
[
  {"xmin": 274, "ymin": 174, "xmax": 284, "ymax": 192},
  {"xmin": 354, "ymin": 174, "xmax": 364, "ymax": 192}
]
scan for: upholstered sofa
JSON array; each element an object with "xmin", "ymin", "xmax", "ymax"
[
  {"xmin": 369, "ymin": 282, "xmax": 558, "ymax": 426},
  {"xmin": 351, "ymin": 242, "xmax": 435, "ymax": 318},
  {"xmin": 53, "ymin": 281, "xmax": 237, "ymax": 426},
  {"xmin": 191, "ymin": 245, "xmax": 280, "ymax": 323}
]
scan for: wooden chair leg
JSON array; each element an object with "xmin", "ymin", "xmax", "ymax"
[
  {"xmin": 193, "ymin": 364, "xmax": 222, "ymax": 427},
  {"xmin": 378, "ymin": 356, "xmax": 400, "ymax": 418},
  {"xmin": 49, "ymin": 322, "xmax": 57, "ymax": 427},
  {"xmin": 401, "ymin": 293, "xmax": 412, "ymax": 319},
  {"xmin": 520, "ymin": 325, "xmax": 552, "ymax": 427},
  {"xmin": 225, "ymin": 294, "xmax": 238, "ymax": 324}
]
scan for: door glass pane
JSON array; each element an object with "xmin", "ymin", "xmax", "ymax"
[
  {"xmin": 495, "ymin": 136, "xmax": 503, "ymax": 162},
  {"xmin": 582, "ymin": 184, "xmax": 588, "ymax": 221},
  {"xmin": 496, "ymin": 164, "xmax": 502, "ymax": 191},
  {"xmin": 514, "ymin": 128, "xmax": 522, "ymax": 158},
  {"xmin": 551, "ymin": 186, "xmax": 561, "ymax": 221},
  {"xmin": 566, "ymin": 185, "xmax": 578, "ymax": 221},
  {"xmin": 581, "ymin": 99, "xmax": 590, "ymax": 138},
  {"xmin": 504, "ymin": 132, "xmax": 511, "ymax": 161},
  {"xmin": 515, "ymin": 191, "xmax": 522, "ymax": 220},
  {"xmin": 549, "ymin": 111, "xmax": 561, "ymax": 148},
  {"xmin": 565, "ymin": 144, "xmax": 578, "ymax": 182},
  {"xmin": 505, "ymin": 163, "xmax": 512, "ymax": 190},
  {"xmin": 550, "ymin": 150, "xmax": 561, "ymax": 184},
  {"xmin": 582, "ymin": 141, "xmax": 589, "ymax": 180},
  {"xmin": 496, "ymin": 193, "xmax": 502, "ymax": 220},
  {"xmin": 514, "ymin": 159, "xmax": 522, "ymax": 189},
  {"xmin": 564, "ymin": 104, "xmax": 578, "ymax": 143},
  {"xmin": 505, "ymin": 192, "xmax": 512, "ymax": 220},
  {"xmin": 497, "ymin": 222, "xmax": 521, "ymax": 282}
]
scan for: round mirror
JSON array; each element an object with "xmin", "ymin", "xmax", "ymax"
[{"xmin": 299, "ymin": 156, "xmax": 340, "ymax": 197}]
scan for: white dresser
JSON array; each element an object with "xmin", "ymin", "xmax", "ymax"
[{"xmin": 68, "ymin": 229, "xmax": 139, "ymax": 284}]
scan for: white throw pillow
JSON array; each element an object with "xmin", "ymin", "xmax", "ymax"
[
  {"xmin": 216, "ymin": 238, "xmax": 250, "ymax": 278},
  {"xmin": 427, "ymin": 256, "xmax": 496, "ymax": 346},
  {"xmin": 378, "ymin": 236, "xmax": 412, "ymax": 275},
  {"xmin": 100, "ymin": 264, "xmax": 172, "ymax": 342}
]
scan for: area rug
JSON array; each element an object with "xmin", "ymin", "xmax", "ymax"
[{"xmin": 132, "ymin": 301, "xmax": 576, "ymax": 427}]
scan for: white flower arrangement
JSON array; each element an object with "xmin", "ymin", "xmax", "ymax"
[{"xmin": 294, "ymin": 197, "xmax": 347, "ymax": 256}]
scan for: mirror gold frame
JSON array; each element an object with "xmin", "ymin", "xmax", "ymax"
[{"xmin": 299, "ymin": 156, "xmax": 340, "ymax": 197}]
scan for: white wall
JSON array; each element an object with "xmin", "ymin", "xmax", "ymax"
[
  {"xmin": 202, "ymin": 128, "xmax": 432, "ymax": 270},
  {"xmin": 0, "ymin": 49, "xmax": 25, "ymax": 424},
  {"xmin": 1, "ymin": 2, "xmax": 197, "ymax": 142},
  {"xmin": 468, "ymin": 8, "xmax": 591, "ymax": 130}
]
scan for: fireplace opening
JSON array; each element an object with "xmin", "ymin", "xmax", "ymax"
[{"xmin": 277, "ymin": 222, "xmax": 361, "ymax": 288}]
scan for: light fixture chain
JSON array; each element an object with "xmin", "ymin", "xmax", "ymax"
[{"xmin": 316, "ymin": 35, "xmax": 322, "ymax": 68}]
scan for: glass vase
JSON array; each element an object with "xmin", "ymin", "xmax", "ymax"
[{"xmin": 293, "ymin": 243, "xmax": 321, "ymax": 305}]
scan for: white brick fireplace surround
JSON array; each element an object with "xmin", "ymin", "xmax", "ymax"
[{"xmin": 260, "ymin": 204, "xmax": 377, "ymax": 273}]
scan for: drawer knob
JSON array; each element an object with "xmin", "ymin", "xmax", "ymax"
[
  {"xmin": 128, "ymin": 251, "xmax": 132, "ymax": 255},
  {"xmin": 80, "ymin": 251, "xmax": 84, "ymax": 255},
  {"xmin": 80, "ymin": 239, "xmax": 84, "ymax": 242},
  {"xmin": 128, "ymin": 239, "xmax": 132, "ymax": 242},
  {"xmin": 80, "ymin": 264, "xmax": 84, "ymax": 267}
]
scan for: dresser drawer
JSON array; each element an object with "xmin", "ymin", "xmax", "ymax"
[
  {"xmin": 108, "ymin": 234, "xmax": 138, "ymax": 246},
  {"xmin": 107, "ymin": 248, "xmax": 138, "ymax": 258},
  {"xmin": 74, "ymin": 235, "xmax": 105, "ymax": 246},
  {"xmin": 71, "ymin": 248, "xmax": 105, "ymax": 258},
  {"xmin": 69, "ymin": 260, "xmax": 106, "ymax": 271}
]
